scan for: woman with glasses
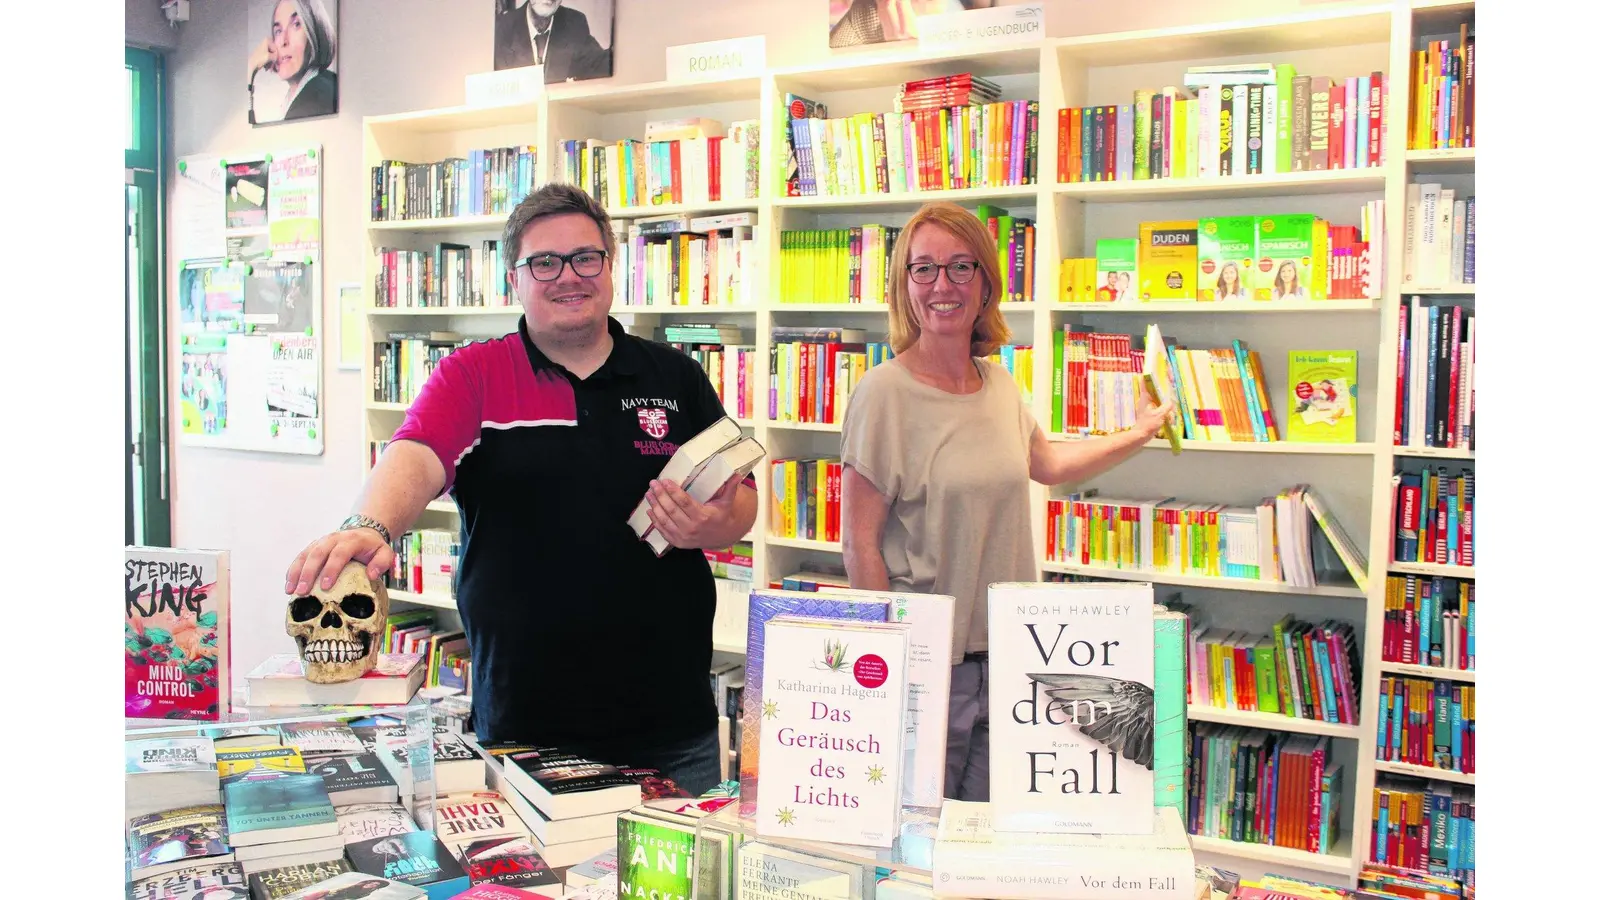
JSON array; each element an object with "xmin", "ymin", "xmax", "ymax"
[{"xmin": 838, "ymin": 201, "xmax": 1173, "ymax": 802}]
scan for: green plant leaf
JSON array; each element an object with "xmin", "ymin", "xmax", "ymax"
[
  {"xmin": 197, "ymin": 611, "xmax": 218, "ymax": 628},
  {"xmin": 145, "ymin": 628, "xmax": 172, "ymax": 644}
]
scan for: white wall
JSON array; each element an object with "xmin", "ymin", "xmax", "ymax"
[
  {"xmin": 165, "ymin": 0, "xmax": 1373, "ymax": 688},
  {"xmin": 127, "ymin": 0, "xmax": 181, "ymax": 51}
]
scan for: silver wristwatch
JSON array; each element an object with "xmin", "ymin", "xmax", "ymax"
[{"xmin": 340, "ymin": 514, "xmax": 393, "ymax": 545}]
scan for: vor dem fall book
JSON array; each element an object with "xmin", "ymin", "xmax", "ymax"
[
  {"xmin": 126, "ymin": 547, "xmax": 231, "ymax": 721},
  {"xmin": 987, "ymin": 581, "xmax": 1156, "ymax": 835}
]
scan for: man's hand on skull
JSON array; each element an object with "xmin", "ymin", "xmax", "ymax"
[{"xmin": 286, "ymin": 527, "xmax": 394, "ymax": 596}]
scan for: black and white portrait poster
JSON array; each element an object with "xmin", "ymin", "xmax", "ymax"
[
  {"xmin": 493, "ymin": 0, "xmax": 614, "ymax": 84},
  {"xmin": 828, "ymin": 0, "xmax": 994, "ymax": 48},
  {"xmin": 248, "ymin": 0, "xmax": 340, "ymax": 125}
]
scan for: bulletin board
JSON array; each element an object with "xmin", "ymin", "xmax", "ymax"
[{"xmin": 172, "ymin": 146, "xmax": 324, "ymax": 455}]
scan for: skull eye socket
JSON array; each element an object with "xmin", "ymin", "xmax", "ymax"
[
  {"xmin": 289, "ymin": 597, "xmax": 323, "ymax": 622},
  {"xmin": 340, "ymin": 593, "xmax": 376, "ymax": 619}
]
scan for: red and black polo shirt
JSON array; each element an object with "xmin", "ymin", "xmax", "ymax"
[{"xmin": 392, "ymin": 314, "xmax": 750, "ymax": 752}]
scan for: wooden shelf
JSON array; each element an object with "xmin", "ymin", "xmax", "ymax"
[
  {"xmin": 1401, "ymin": 284, "xmax": 1475, "ymax": 296},
  {"xmin": 1188, "ymin": 705, "xmax": 1362, "ymax": 739},
  {"xmin": 1190, "ymin": 834, "xmax": 1353, "ymax": 876},
  {"xmin": 1374, "ymin": 760, "xmax": 1475, "ymax": 785},
  {"xmin": 1055, "ymin": 169, "xmax": 1384, "ymax": 202},
  {"xmin": 618, "ymin": 304, "xmax": 759, "ymax": 315},
  {"xmin": 769, "ymin": 303, "xmax": 889, "ymax": 314},
  {"xmin": 1055, "ymin": 5, "xmax": 1391, "ymax": 66},
  {"xmin": 775, "ymin": 184, "xmax": 1038, "ymax": 211},
  {"xmin": 768, "ymin": 421, "xmax": 841, "ymax": 433},
  {"xmin": 365, "ymin": 101, "xmax": 540, "ymax": 135},
  {"xmin": 366, "ymin": 306, "xmax": 520, "ymax": 316},
  {"xmin": 1405, "ymin": 147, "xmax": 1476, "ymax": 174},
  {"xmin": 424, "ymin": 499, "xmax": 456, "ymax": 514},
  {"xmin": 366, "ymin": 401, "xmax": 409, "ymax": 412},
  {"xmin": 549, "ymin": 76, "xmax": 764, "ymax": 113},
  {"xmin": 1050, "ymin": 434, "xmax": 1376, "ymax": 455},
  {"xmin": 1392, "ymin": 444, "xmax": 1473, "ymax": 460},
  {"xmin": 766, "ymin": 535, "xmax": 842, "ymax": 553},
  {"xmin": 367, "ymin": 214, "xmax": 506, "ymax": 232},
  {"xmin": 606, "ymin": 199, "xmax": 760, "ymax": 220},
  {"xmin": 1050, "ymin": 298, "xmax": 1379, "ymax": 313},
  {"xmin": 1388, "ymin": 561, "xmax": 1473, "ymax": 579},
  {"xmin": 389, "ymin": 589, "xmax": 458, "ymax": 611},
  {"xmin": 1380, "ymin": 662, "xmax": 1475, "ymax": 683},
  {"xmin": 1040, "ymin": 562, "xmax": 1366, "ymax": 598}
]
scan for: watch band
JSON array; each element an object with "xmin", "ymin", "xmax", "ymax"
[{"xmin": 340, "ymin": 514, "xmax": 393, "ymax": 545}]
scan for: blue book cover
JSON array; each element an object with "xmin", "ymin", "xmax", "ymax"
[
  {"xmin": 222, "ymin": 772, "xmax": 336, "ymax": 843},
  {"xmin": 1153, "ymin": 607, "xmax": 1188, "ymax": 820},
  {"xmin": 345, "ymin": 830, "xmax": 469, "ymax": 899},
  {"xmin": 737, "ymin": 590, "xmax": 889, "ymax": 817}
]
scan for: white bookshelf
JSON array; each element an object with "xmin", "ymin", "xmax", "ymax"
[{"xmin": 357, "ymin": 2, "xmax": 1477, "ymax": 885}]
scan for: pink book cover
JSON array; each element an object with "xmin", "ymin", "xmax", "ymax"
[{"xmin": 126, "ymin": 547, "xmax": 231, "ymax": 721}]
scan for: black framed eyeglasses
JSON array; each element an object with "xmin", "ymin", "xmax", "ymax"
[
  {"xmin": 515, "ymin": 249, "xmax": 609, "ymax": 282},
  {"xmin": 907, "ymin": 260, "xmax": 979, "ymax": 285}
]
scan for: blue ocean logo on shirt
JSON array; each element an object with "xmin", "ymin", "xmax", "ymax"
[{"xmin": 638, "ymin": 407, "xmax": 671, "ymax": 440}]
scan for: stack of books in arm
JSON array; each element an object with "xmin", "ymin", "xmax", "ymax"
[{"xmin": 627, "ymin": 416, "xmax": 766, "ymax": 556}]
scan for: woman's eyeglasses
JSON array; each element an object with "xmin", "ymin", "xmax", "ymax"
[{"xmin": 906, "ymin": 261, "xmax": 979, "ymax": 285}]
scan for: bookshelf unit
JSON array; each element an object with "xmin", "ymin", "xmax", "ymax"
[{"xmin": 357, "ymin": 0, "xmax": 1476, "ymax": 886}]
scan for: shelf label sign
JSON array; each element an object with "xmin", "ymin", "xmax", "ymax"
[
  {"xmin": 465, "ymin": 65, "xmax": 544, "ymax": 107},
  {"xmin": 917, "ymin": 3, "xmax": 1044, "ymax": 52},
  {"xmin": 666, "ymin": 36, "xmax": 766, "ymax": 82}
]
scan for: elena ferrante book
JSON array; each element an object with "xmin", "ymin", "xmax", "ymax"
[
  {"xmin": 125, "ymin": 547, "xmax": 231, "ymax": 721},
  {"xmin": 987, "ymin": 581, "xmax": 1156, "ymax": 835},
  {"xmin": 736, "ymin": 842, "xmax": 863, "ymax": 900},
  {"xmin": 755, "ymin": 616, "xmax": 911, "ymax": 848}
]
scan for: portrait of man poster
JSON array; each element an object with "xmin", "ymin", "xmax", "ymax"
[
  {"xmin": 828, "ymin": 0, "xmax": 995, "ymax": 48},
  {"xmin": 248, "ymin": 0, "xmax": 340, "ymax": 125},
  {"xmin": 493, "ymin": 0, "xmax": 615, "ymax": 84}
]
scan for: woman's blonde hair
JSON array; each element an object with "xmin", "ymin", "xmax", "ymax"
[{"xmin": 886, "ymin": 202, "xmax": 1012, "ymax": 357}]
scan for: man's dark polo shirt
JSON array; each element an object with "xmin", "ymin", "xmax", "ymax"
[{"xmin": 391, "ymin": 315, "xmax": 750, "ymax": 754}]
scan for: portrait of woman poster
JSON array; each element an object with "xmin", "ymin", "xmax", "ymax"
[{"xmin": 247, "ymin": 0, "xmax": 340, "ymax": 125}]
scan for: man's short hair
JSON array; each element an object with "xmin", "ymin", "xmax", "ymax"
[{"xmin": 502, "ymin": 183, "xmax": 615, "ymax": 272}]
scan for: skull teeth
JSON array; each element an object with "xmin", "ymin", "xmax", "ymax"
[{"xmin": 303, "ymin": 639, "xmax": 368, "ymax": 665}]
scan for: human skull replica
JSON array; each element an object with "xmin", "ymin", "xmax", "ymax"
[{"xmin": 286, "ymin": 561, "xmax": 388, "ymax": 684}]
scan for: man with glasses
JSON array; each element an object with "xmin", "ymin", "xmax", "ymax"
[{"xmin": 284, "ymin": 184, "xmax": 757, "ymax": 795}]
